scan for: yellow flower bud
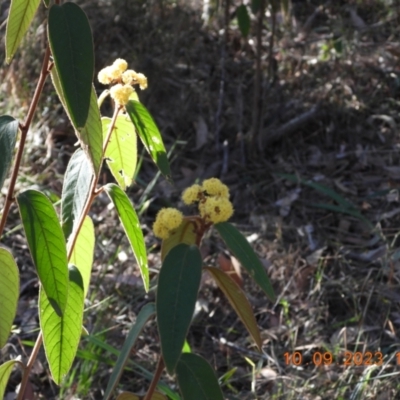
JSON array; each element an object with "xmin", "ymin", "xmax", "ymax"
[
  {"xmin": 136, "ymin": 73, "xmax": 148, "ymax": 90},
  {"xmin": 199, "ymin": 196, "xmax": 234, "ymax": 224},
  {"xmin": 110, "ymin": 84, "xmax": 134, "ymax": 105},
  {"xmin": 182, "ymin": 184, "xmax": 203, "ymax": 205},
  {"xmin": 153, "ymin": 208, "xmax": 183, "ymax": 239},
  {"xmin": 113, "ymin": 58, "xmax": 128, "ymax": 73},
  {"xmin": 202, "ymin": 178, "xmax": 230, "ymax": 198},
  {"xmin": 122, "ymin": 70, "xmax": 148, "ymax": 90},
  {"xmin": 98, "ymin": 67, "xmax": 113, "ymax": 84}
]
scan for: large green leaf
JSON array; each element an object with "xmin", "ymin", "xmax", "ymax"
[
  {"xmin": 17, "ymin": 190, "xmax": 69, "ymax": 316},
  {"xmin": 102, "ymin": 115, "xmax": 137, "ymax": 190},
  {"xmin": 103, "ymin": 303, "xmax": 155, "ymax": 400},
  {"xmin": 0, "ymin": 115, "xmax": 18, "ymax": 192},
  {"xmin": 51, "ymin": 67, "xmax": 103, "ymax": 175},
  {"xmin": 40, "ymin": 265, "xmax": 84, "ymax": 384},
  {"xmin": 69, "ymin": 216, "xmax": 94, "ymax": 298},
  {"xmin": 0, "ymin": 248, "xmax": 19, "ymax": 348},
  {"xmin": 161, "ymin": 216, "xmax": 201, "ymax": 261},
  {"xmin": 237, "ymin": 5, "xmax": 250, "ymax": 37},
  {"xmin": 0, "ymin": 360, "xmax": 21, "ymax": 399},
  {"xmin": 205, "ymin": 267, "xmax": 261, "ymax": 350},
  {"xmin": 176, "ymin": 353, "xmax": 223, "ymax": 400},
  {"xmin": 5, "ymin": 0, "xmax": 41, "ymax": 63},
  {"xmin": 104, "ymin": 183, "xmax": 148, "ymax": 290},
  {"xmin": 157, "ymin": 244, "xmax": 202, "ymax": 374},
  {"xmin": 61, "ymin": 149, "xmax": 94, "ymax": 240},
  {"xmin": 125, "ymin": 100, "xmax": 171, "ymax": 181},
  {"xmin": 48, "ymin": 3, "xmax": 94, "ymax": 128},
  {"xmin": 215, "ymin": 222, "xmax": 275, "ymax": 302}
]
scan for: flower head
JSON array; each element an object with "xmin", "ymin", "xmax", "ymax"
[
  {"xmin": 182, "ymin": 184, "xmax": 203, "ymax": 205},
  {"xmin": 113, "ymin": 58, "xmax": 128, "ymax": 73},
  {"xmin": 202, "ymin": 178, "xmax": 230, "ymax": 198},
  {"xmin": 199, "ymin": 196, "xmax": 234, "ymax": 224},
  {"xmin": 122, "ymin": 70, "xmax": 148, "ymax": 90},
  {"xmin": 98, "ymin": 59, "xmax": 147, "ymax": 91},
  {"xmin": 153, "ymin": 208, "xmax": 183, "ymax": 239},
  {"xmin": 110, "ymin": 84, "xmax": 134, "ymax": 105}
]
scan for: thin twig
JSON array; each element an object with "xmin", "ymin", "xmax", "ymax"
[
  {"xmin": 0, "ymin": 45, "xmax": 51, "ymax": 238},
  {"xmin": 17, "ymin": 332, "xmax": 43, "ymax": 400},
  {"xmin": 214, "ymin": 0, "xmax": 230, "ymax": 154},
  {"xmin": 143, "ymin": 356, "xmax": 165, "ymax": 400},
  {"xmin": 251, "ymin": 0, "xmax": 266, "ymax": 152}
]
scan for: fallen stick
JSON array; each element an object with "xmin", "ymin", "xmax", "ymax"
[{"xmin": 261, "ymin": 105, "xmax": 321, "ymax": 148}]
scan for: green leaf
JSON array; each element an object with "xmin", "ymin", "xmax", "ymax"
[
  {"xmin": 176, "ymin": 353, "xmax": 224, "ymax": 400},
  {"xmin": 43, "ymin": 0, "xmax": 50, "ymax": 7},
  {"xmin": 0, "ymin": 360, "xmax": 21, "ymax": 399},
  {"xmin": 17, "ymin": 190, "xmax": 69, "ymax": 316},
  {"xmin": 48, "ymin": 3, "xmax": 94, "ymax": 128},
  {"xmin": 125, "ymin": 100, "xmax": 171, "ymax": 181},
  {"xmin": 0, "ymin": 115, "xmax": 18, "ymax": 192},
  {"xmin": 61, "ymin": 149, "xmax": 94, "ymax": 240},
  {"xmin": 69, "ymin": 216, "xmax": 95, "ymax": 298},
  {"xmin": 157, "ymin": 244, "xmax": 202, "ymax": 374},
  {"xmin": 40, "ymin": 265, "xmax": 84, "ymax": 384},
  {"xmin": 52, "ymin": 66, "xmax": 103, "ymax": 175},
  {"xmin": 103, "ymin": 303, "xmax": 155, "ymax": 400},
  {"xmin": 104, "ymin": 183, "xmax": 149, "ymax": 291},
  {"xmin": 0, "ymin": 248, "xmax": 19, "ymax": 348},
  {"xmin": 161, "ymin": 216, "xmax": 201, "ymax": 261},
  {"xmin": 215, "ymin": 222, "xmax": 275, "ymax": 302},
  {"xmin": 237, "ymin": 5, "xmax": 250, "ymax": 37},
  {"xmin": 78, "ymin": 88, "xmax": 104, "ymax": 176},
  {"xmin": 5, "ymin": 0, "xmax": 41, "ymax": 63},
  {"xmin": 102, "ymin": 115, "xmax": 137, "ymax": 190},
  {"xmin": 205, "ymin": 267, "xmax": 261, "ymax": 350}
]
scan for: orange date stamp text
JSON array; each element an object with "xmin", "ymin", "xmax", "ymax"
[{"xmin": 283, "ymin": 351, "xmax": 392, "ymax": 367}]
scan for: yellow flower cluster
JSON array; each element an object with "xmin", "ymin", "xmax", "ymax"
[
  {"xmin": 153, "ymin": 208, "xmax": 183, "ymax": 239},
  {"xmin": 109, "ymin": 84, "xmax": 134, "ymax": 106},
  {"xmin": 97, "ymin": 58, "xmax": 148, "ymax": 105},
  {"xmin": 182, "ymin": 178, "xmax": 233, "ymax": 224}
]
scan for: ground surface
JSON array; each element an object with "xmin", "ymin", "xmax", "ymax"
[{"xmin": 2, "ymin": 0, "xmax": 400, "ymax": 399}]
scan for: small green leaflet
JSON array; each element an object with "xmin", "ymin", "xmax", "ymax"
[
  {"xmin": 0, "ymin": 115, "xmax": 18, "ymax": 192},
  {"xmin": 237, "ymin": 5, "xmax": 250, "ymax": 37},
  {"xmin": 61, "ymin": 149, "xmax": 93, "ymax": 240},
  {"xmin": 0, "ymin": 248, "xmax": 19, "ymax": 349},
  {"xmin": 104, "ymin": 184, "xmax": 149, "ymax": 291},
  {"xmin": 5, "ymin": 0, "xmax": 41, "ymax": 63},
  {"xmin": 125, "ymin": 100, "xmax": 171, "ymax": 181}
]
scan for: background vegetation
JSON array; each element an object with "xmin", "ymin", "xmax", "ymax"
[{"xmin": 1, "ymin": 0, "xmax": 400, "ymax": 398}]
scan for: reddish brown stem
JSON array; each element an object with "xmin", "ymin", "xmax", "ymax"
[
  {"xmin": 17, "ymin": 332, "xmax": 43, "ymax": 400},
  {"xmin": 0, "ymin": 45, "xmax": 51, "ymax": 238},
  {"xmin": 143, "ymin": 356, "xmax": 165, "ymax": 400}
]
